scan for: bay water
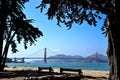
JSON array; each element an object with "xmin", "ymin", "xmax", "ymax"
[{"xmin": 6, "ymin": 61, "xmax": 109, "ymax": 71}]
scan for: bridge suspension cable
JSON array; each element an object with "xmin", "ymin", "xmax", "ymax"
[
  {"xmin": 25, "ymin": 48, "xmax": 44, "ymax": 57},
  {"xmin": 47, "ymin": 48, "xmax": 60, "ymax": 54}
]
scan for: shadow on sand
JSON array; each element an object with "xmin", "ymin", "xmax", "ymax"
[{"xmin": 0, "ymin": 70, "xmax": 108, "ymax": 80}]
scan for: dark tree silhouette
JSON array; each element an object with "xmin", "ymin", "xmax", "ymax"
[
  {"xmin": 0, "ymin": 0, "xmax": 43, "ymax": 71},
  {"xmin": 37, "ymin": 0, "xmax": 120, "ymax": 80}
]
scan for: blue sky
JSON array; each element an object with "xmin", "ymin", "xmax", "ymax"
[{"xmin": 8, "ymin": 0, "xmax": 108, "ymax": 58}]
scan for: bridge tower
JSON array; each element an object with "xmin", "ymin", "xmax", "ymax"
[
  {"xmin": 95, "ymin": 52, "xmax": 98, "ymax": 62},
  {"xmin": 44, "ymin": 48, "xmax": 47, "ymax": 63},
  {"xmin": 21, "ymin": 58, "xmax": 25, "ymax": 63},
  {"xmin": 14, "ymin": 58, "xmax": 17, "ymax": 63}
]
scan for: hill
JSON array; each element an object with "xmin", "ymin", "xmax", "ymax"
[
  {"xmin": 47, "ymin": 54, "xmax": 84, "ymax": 62},
  {"xmin": 86, "ymin": 53, "xmax": 108, "ymax": 62},
  {"xmin": 31, "ymin": 53, "xmax": 108, "ymax": 63}
]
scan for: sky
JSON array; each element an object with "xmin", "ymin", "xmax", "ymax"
[{"xmin": 8, "ymin": 0, "xmax": 108, "ymax": 58}]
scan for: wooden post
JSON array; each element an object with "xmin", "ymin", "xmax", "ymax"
[{"xmin": 44, "ymin": 48, "xmax": 47, "ymax": 63}]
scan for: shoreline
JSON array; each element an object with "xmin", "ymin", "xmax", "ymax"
[
  {"xmin": 4, "ymin": 66, "xmax": 109, "ymax": 71},
  {"xmin": 0, "ymin": 67, "xmax": 109, "ymax": 80}
]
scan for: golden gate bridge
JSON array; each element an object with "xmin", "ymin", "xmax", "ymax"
[
  {"xmin": 9, "ymin": 48, "xmax": 51, "ymax": 63},
  {"xmin": 9, "ymin": 48, "xmax": 99, "ymax": 63}
]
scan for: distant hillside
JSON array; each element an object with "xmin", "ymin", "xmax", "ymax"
[
  {"xmin": 47, "ymin": 54, "xmax": 84, "ymax": 62},
  {"xmin": 86, "ymin": 53, "xmax": 107, "ymax": 59},
  {"xmin": 86, "ymin": 53, "xmax": 108, "ymax": 62},
  {"xmin": 31, "ymin": 53, "xmax": 108, "ymax": 63}
]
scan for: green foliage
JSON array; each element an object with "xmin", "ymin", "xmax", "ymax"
[
  {"xmin": 37, "ymin": 0, "xmax": 110, "ymax": 29},
  {"xmin": 0, "ymin": 0, "xmax": 43, "ymax": 71},
  {"xmin": 1, "ymin": 0, "xmax": 43, "ymax": 53},
  {"xmin": 14, "ymin": 18, "xmax": 43, "ymax": 51}
]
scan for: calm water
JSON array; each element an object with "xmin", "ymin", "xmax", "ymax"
[{"xmin": 6, "ymin": 61, "xmax": 109, "ymax": 71}]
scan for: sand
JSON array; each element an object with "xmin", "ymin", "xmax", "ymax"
[{"xmin": 0, "ymin": 67, "xmax": 109, "ymax": 80}]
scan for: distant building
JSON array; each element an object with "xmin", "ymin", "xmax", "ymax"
[{"xmin": 6, "ymin": 58, "xmax": 12, "ymax": 63}]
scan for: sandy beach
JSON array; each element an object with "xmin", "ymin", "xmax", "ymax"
[{"xmin": 0, "ymin": 67, "xmax": 109, "ymax": 80}]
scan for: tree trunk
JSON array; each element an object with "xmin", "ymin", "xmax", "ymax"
[
  {"xmin": 0, "ymin": 15, "xmax": 5, "ymax": 72},
  {"xmin": 0, "ymin": 17, "xmax": 6, "ymax": 71},
  {"xmin": 106, "ymin": 0, "xmax": 120, "ymax": 79},
  {"xmin": 107, "ymin": 7, "xmax": 120, "ymax": 80},
  {"xmin": 0, "ymin": 0, "xmax": 7, "ymax": 71},
  {"xmin": 108, "ymin": 23, "xmax": 120, "ymax": 80},
  {"xmin": 0, "ymin": 25, "xmax": 4, "ymax": 71}
]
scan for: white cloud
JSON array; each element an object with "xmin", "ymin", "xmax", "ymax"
[{"xmin": 50, "ymin": 49, "xmax": 61, "ymax": 54}]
